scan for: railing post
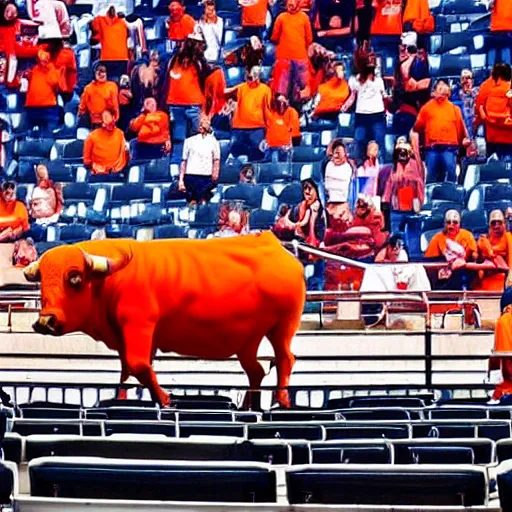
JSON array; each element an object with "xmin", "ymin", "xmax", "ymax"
[{"xmin": 425, "ymin": 327, "xmax": 432, "ymax": 388}]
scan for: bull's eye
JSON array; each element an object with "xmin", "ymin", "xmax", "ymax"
[{"xmin": 67, "ymin": 272, "xmax": 83, "ymax": 289}]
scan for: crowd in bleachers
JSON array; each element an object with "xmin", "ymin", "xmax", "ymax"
[{"xmin": 0, "ymin": 0, "xmax": 511, "ymax": 291}]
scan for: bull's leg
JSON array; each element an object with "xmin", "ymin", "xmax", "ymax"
[
  {"xmin": 116, "ymin": 360, "xmax": 130, "ymax": 400},
  {"xmin": 122, "ymin": 323, "xmax": 171, "ymax": 407},
  {"xmin": 238, "ymin": 341, "xmax": 265, "ymax": 411},
  {"xmin": 267, "ymin": 319, "xmax": 298, "ymax": 408}
]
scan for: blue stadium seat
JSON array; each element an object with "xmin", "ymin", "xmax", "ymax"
[
  {"xmin": 0, "ymin": 462, "xmax": 14, "ymax": 505},
  {"xmin": 257, "ymin": 162, "xmax": 292, "ymax": 184},
  {"xmin": 223, "ymin": 183, "xmax": 264, "ymax": 209},
  {"xmin": 58, "ymin": 224, "xmax": 95, "ymax": 242},
  {"xmin": 497, "ymin": 439, "xmax": 512, "ymax": 463},
  {"xmin": 143, "ymin": 158, "xmax": 172, "ymax": 183},
  {"xmin": 338, "ymin": 408, "xmax": 411, "ymax": 421},
  {"xmin": 461, "ymin": 209, "xmax": 487, "ymax": 236},
  {"xmin": 286, "ymin": 465, "xmax": 487, "ymax": 506},
  {"xmin": 105, "ymin": 421, "xmax": 176, "ymax": 437},
  {"xmin": 154, "ymin": 224, "xmax": 188, "ymax": 239},
  {"xmin": 190, "ymin": 203, "xmax": 220, "ymax": 228},
  {"xmin": 262, "ymin": 410, "xmax": 338, "ymax": 422},
  {"xmin": 268, "ymin": 182, "xmax": 303, "ymax": 206},
  {"xmin": 62, "ymin": 183, "xmax": 97, "ymax": 206},
  {"xmin": 105, "ymin": 223, "xmax": 135, "ymax": 238},
  {"xmin": 29, "ymin": 458, "xmax": 277, "ymax": 502},
  {"xmin": 179, "ymin": 422, "xmax": 245, "ymax": 438},
  {"xmin": 19, "ymin": 402, "xmax": 81, "ymax": 419},
  {"xmin": 2, "ymin": 433, "xmax": 22, "ymax": 464},
  {"xmin": 109, "ymin": 184, "xmax": 154, "ymax": 207},
  {"xmin": 219, "ymin": 163, "xmax": 242, "ymax": 184},
  {"xmin": 310, "ymin": 441, "xmax": 392, "ymax": 464},
  {"xmin": 85, "ymin": 407, "xmax": 159, "ymax": 420},
  {"xmin": 248, "ymin": 208, "xmax": 276, "ymax": 230},
  {"xmin": 428, "ymin": 407, "xmax": 488, "ymax": 420},
  {"xmin": 344, "ymin": 397, "xmax": 427, "ymax": 409},
  {"xmin": 13, "ymin": 420, "xmax": 86, "ymax": 436},
  {"xmin": 248, "ymin": 423, "xmax": 324, "ymax": 441},
  {"xmin": 325, "ymin": 425, "xmax": 410, "ymax": 440}
]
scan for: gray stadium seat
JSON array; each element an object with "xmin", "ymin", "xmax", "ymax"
[
  {"xmin": 286, "ymin": 464, "xmax": 488, "ymax": 505},
  {"xmin": 29, "ymin": 458, "xmax": 277, "ymax": 502}
]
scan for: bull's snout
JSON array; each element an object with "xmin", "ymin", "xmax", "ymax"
[{"xmin": 33, "ymin": 315, "xmax": 62, "ymax": 336}]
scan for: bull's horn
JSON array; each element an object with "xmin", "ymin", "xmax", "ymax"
[
  {"xmin": 23, "ymin": 260, "xmax": 41, "ymax": 282},
  {"xmin": 82, "ymin": 250, "xmax": 127, "ymax": 275}
]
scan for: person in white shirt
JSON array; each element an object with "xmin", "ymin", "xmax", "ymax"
[
  {"xmin": 179, "ymin": 115, "xmax": 220, "ymax": 204},
  {"xmin": 198, "ymin": 0, "xmax": 224, "ymax": 63},
  {"xmin": 344, "ymin": 53, "xmax": 386, "ymax": 163}
]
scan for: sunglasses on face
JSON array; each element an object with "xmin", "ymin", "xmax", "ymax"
[
  {"xmin": 446, "ymin": 220, "xmax": 459, "ymax": 225},
  {"xmin": 491, "ymin": 220, "xmax": 504, "ymax": 226}
]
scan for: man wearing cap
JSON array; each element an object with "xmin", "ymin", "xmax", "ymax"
[
  {"xmin": 475, "ymin": 210, "xmax": 512, "ymax": 291},
  {"xmin": 451, "ymin": 69, "xmax": 479, "ymax": 139},
  {"xmin": 424, "ymin": 209, "xmax": 477, "ymax": 290},
  {"xmin": 489, "ymin": 286, "xmax": 512, "ymax": 402}
]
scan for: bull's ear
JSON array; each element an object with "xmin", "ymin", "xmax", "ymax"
[
  {"xmin": 23, "ymin": 261, "xmax": 41, "ymax": 282},
  {"xmin": 82, "ymin": 250, "xmax": 130, "ymax": 277}
]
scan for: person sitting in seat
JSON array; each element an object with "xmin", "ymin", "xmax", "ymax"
[
  {"xmin": 29, "ymin": 163, "xmax": 63, "ymax": 225},
  {"xmin": 424, "ymin": 209, "xmax": 478, "ymax": 290},
  {"xmin": 0, "ymin": 181, "xmax": 29, "ymax": 242},
  {"xmin": 83, "ymin": 108, "xmax": 129, "ymax": 175},
  {"xmin": 375, "ymin": 234, "xmax": 408, "ymax": 262}
]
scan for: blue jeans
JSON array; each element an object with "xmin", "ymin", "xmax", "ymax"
[
  {"xmin": 390, "ymin": 211, "xmax": 422, "ymax": 259},
  {"xmin": 169, "ymin": 105, "xmax": 202, "ymax": 143},
  {"xmin": 425, "ymin": 146, "xmax": 458, "ymax": 183},
  {"xmin": 231, "ymin": 128, "xmax": 265, "ymax": 161},
  {"xmin": 354, "ymin": 112, "xmax": 386, "ymax": 163}
]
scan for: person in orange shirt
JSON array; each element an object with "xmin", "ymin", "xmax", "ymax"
[
  {"xmin": 238, "ymin": 0, "xmax": 272, "ymax": 38},
  {"xmin": 264, "ymin": 93, "xmax": 295, "ymax": 162},
  {"xmin": 167, "ymin": 0, "xmax": 195, "ymax": 42},
  {"xmin": 230, "ymin": 65, "xmax": 271, "ymax": 160},
  {"xmin": 474, "ymin": 210, "xmax": 512, "ymax": 292},
  {"xmin": 90, "ymin": 6, "xmax": 129, "ymax": 77},
  {"xmin": 271, "ymin": 0, "xmax": 312, "ymax": 104},
  {"xmin": 78, "ymin": 65, "xmax": 119, "ymax": 128},
  {"xmin": 424, "ymin": 209, "xmax": 478, "ymax": 290},
  {"xmin": 479, "ymin": 64, "xmax": 512, "ymax": 159},
  {"xmin": 411, "ymin": 79, "xmax": 470, "ymax": 184},
  {"xmin": 289, "ymin": 105, "xmax": 301, "ymax": 145},
  {"xmin": 491, "ymin": 0, "xmax": 512, "ymax": 32},
  {"xmin": 83, "ymin": 109, "xmax": 129, "ymax": 175},
  {"xmin": 403, "ymin": 0, "xmax": 434, "ymax": 35},
  {"xmin": 310, "ymin": 61, "xmax": 350, "ymax": 120},
  {"xmin": 24, "ymin": 49, "xmax": 61, "ymax": 136},
  {"xmin": 130, "ymin": 98, "xmax": 171, "ymax": 160},
  {"xmin": 0, "ymin": 181, "xmax": 29, "ymax": 242},
  {"xmin": 42, "ymin": 38, "xmax": 77, "ymax": 102},
  {"xmin": 371, "ymin": 0, "xmax": 402, "ymax": 35},
  {"xmin": 163, "ymin": 31, "xmax": 207, "ymax": 142}
]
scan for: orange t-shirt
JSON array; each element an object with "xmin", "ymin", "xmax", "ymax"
[
  {"xmin": 414, "ymin": 99, "xmax": 466, "ymax": 147},
  {"xmin": 130, "ymin": 111, "xmax": 170, "ymax": 145},
  {"xmin": 53, "ymin": 46, "xmax": 77, "ymax": 94},
  {"xmin": 166, "ymin": 62, "xmax": 205, "ymax": 106},
  {"xmin": 25, "ymin": 62, "xmax": 60, "ymax": 107},
  {"xmin": 475, "ymin": 76, "xmax": 496, "ymax": 124},
  {"xmin": 0, "ymin": 199, "xmax": 29, "ymax": 232},
  {"xmin": 424, "ymin": 229, "xmax": 477, "ymax": 260},
  {"xmin": 242, "ymin": 0, "xmax": 268, "ymax": 27},
  {"xmin": 482, "ymin": 81, "xmax": 512, "ymax": 144},
  {"xmin": 83, "ymin": 127, "xmax": 128, "ymax": 173},
  {"xmin": 205, "ymin": 68, "xmax": 227, "ymax": 116},
  {"xmin": 403, "ymin": 0, "xmax": 434, "ymax": 32},
  {"xmin": 271, "ymin": 11, "xmax": 313, "ymax": 61},
  {"xmin": 491, "ymin": 0, "xmax": 512, "ymax": 31},
  {"xmin": 289, "ymin": 106, "xmax": 301, "ymax": 139},
  {"xmin": 79, "ymin": 80, "xmax": 119, "ymax": 124},
  {"xmin": 168, "ymin": 14, "xmax": 196, "ymax": 40},
  {"xmin": 265, "ymin": 106, "xmax": 294, "ymax": 147},
  {"xmin": 492, "ymin": 310, "xmax": 512, "ymax": 399},
  {"xmin": 232, "ymin": 82, "xmax": 271, "ymax": 129},
  {"xmin": 314, "ymin": 77, "xmax": 350, "ymax": 115},
  {"xmin": 91, "ymin": 15, "xmax": 129, "ymax": 61},
  {"xmin": 475, "ymin": 233, "xmax": 512, "ymax": 291},
  {"xmin": 371, "ymin": 0, "xmax": 403, "ymax": 35}
]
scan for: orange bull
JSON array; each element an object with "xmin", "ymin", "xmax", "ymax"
[{"xmin": 24, "ymin": 232, "xmax": 306, "ymax": 408}]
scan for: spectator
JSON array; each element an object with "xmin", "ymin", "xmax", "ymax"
[
  {"xmin": 490, "ymin": 0, "xmax": 512, "ymax": 32},
  {"xmin": 479, "ymin": 64, "xmax": 512, "ymax": 159},
  {"xmin": 374, "ymin": 234, "xmax": 408, "ymax": 262},
  {"xmin": 90, "ymin": 5, "xmax": 130, "ymax": 77},
  {"xmin": 264, "ymin": 93, "xmax": 295, "ymax": 162},
  {"xmin": 355, "ymin": 0, "xmax": 375, "ymax": 44},
  {"xmin": 28, "ymin": 163, "xmax": 63, "ymax": 225},
  {"xmin": 230, "ymin": 66, "xmax": 271, "ymax": 161},
  {"xmin": 132, "ymin": 50, "xmax": 161, "ymax": 107},
  {"xmin": 167, "ymin": 0, "xmax": 196, "ymax": 42},
  {"xmin": 310, "ymin": 61, "xmax": 350, "ymax": 120},
  {"xmin": 12, "ymin": 237, "xmax": 37, "ymax": 267},
  {"xmin": 391, "ymin": 32, "xmax": 431, "ymax": 137},
  {"xmin": 239, "ymin": 164, "xmax": 256, "ymax": 183},
  {"xmin": 324, "ymin": 140, "xmax": 356, "ymax": 222},
  {"xmin": 212, "ymin": 201, "xmax": 250, "ymax": 237},
  {"xmin": 315, "ymin": 0, "xmax": 354, "ymax": 38},
  {"xmin": 402, "ymin": 0, "xmax": 434, "ymax": 36},
  {"xmin": 239, "ymin": 0, "xmax": 271, "ymax": 38},
  {"xmin": 198, "ymin": 0, "xmax": 224, "ymax": 63},
  {"xmin": 83, "ymin": 108, "xmax": 129, "ymax": 175},
  {"xmin": 24, "ymin": 49, "xmax": 61, "ymax": 136},
  {"xmin": 43, "ymin": 38, "xmax": 77, "ymax": 102},
  {"xmin": 371, "ymin": 0, "xmax": 402, "ymax": 36},
  {"xmin": 307, "ymin": 43, "xmax": 336, "ymax": 99},
  {"xmin": 118, "ymin": 74, "xmax": 135, "ymax": 131},
  {"xmin": 178, "ymin": 115, "xmax": 220, "ymax": 205},
  {"xmin": 0, "ymin": 181, "xmax": 29, "ymax": 242},
  {"xmin": 271, "ymin": 0, "xmax": 313, "ymax": 104},
  {"xmin": 451, "ymin": 69, "xmax": 479, "ymax": 139},
  {"xmin": 357, "ymin": 140, "xmax": 380, "ymax": 196},
  {"xmin": 475, "ymin": 210, "xmax": 512, "ymax": 291},
  {"xmin": 475, "ymin": 64, "xmax": 506, "ymax": 128},
  {"xmin": 163, "ymin": 33, "xmax": 207, "ymax": 142},
  {"xmin": 352, "ymin": 194, "xmax": 388, "ymax": 250},
  {"xmin": 411, "ymin": 79, "xmax": 470, "ymax": 183},
  {"xmin": 78, "ymin": 64, "xmax": 119, "ymax": 128},
  {"xmin": 129, "ymin": 97, "xmax": 171, "ymax": 159},
  {"xmin": 424, "ymin": 209, "xmax": 477, "ymax": 290},
  {"xmin": 345, "ymin": 52, "xmax": 387, "ymax": 163}
]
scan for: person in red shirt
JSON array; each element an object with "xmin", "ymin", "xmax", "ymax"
[
  {"xmin": 130, "ymin": 98, "xmax": 171, "ymax": 160},
  {"xmin": 24, "ymin": 49, "xmax": 61, "ymax": 136},
  {"xmin": 230, "ymin": 65, "xmax": 271, "ymax": 160},
  {"xmin": 271, "ymin": 0, "xmax": 313, "ymax": 105},
  {"xmin": 411, "ymin": 79, "xmax": 470, "ymax": 183},
  {"xmin": 167, "ymin": 0, "xmax": 195, "ymax": 42},
  {"xmin": 264, "ymin": 93, "xmax": 294, "ymax": 162},
  {"xmin": 90, "ymin": 5, "xmax": 129, "ymax": 78}
]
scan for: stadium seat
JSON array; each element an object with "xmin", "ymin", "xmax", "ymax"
[
  {"xmin": 338, "ymin": 408, "xmax": 411, "ymax": 421},
  {"xmin": 85, "ymin": 407, "xmax": 159, "ymax": 420},
  {"xmin": 172, "ymin": 411, "xmax": 234, "ymax": 422},
  {"xmin": 2, "ymin": 433, "xmax": 22, "ymax": 464},
  {"xmin": 248, "ymin": 423, "xmax": 325, "ymax": 441},
  {"xmin": 12, "ymin": 420, "xmax": 90, "ymax": 436},
  {"xmin": 310, "ymin": 440, "xmax": 393, "ymax": 464},
  {"xmin": 286, "ymin": 465, "xmax": 488, "ymax": 505},
  {"xmin": 62, "ymin": 183, "xmax": 97, "ymax": 205},
  {"xmin": 109, "ymin": 184, "xmax": 154, "ymax": 207},
  {"xmin": 143, "ymin": 158, "xmax": 172, "ymax": 183},
  {"xmin": 342, "ymin": 397, "xmax": 428, "ymax": 409},
  {"xmin": 268, "ymin": 182, "xmax": 303, "ymax": 206},
  {"xmin": 0, "ymin": 462, "xmax": 15, "ymax": 505},
  {"xmin": 29, "ymin": 458, "xmax": 278, "ymax": 502},
  {"xmin": 249, "ymin": 209, "xmax": 276, "ymax": 230},
  {"xmin": 257, "ymin": 162, "xmax": 292, "ymax": 184},
  {"xmin": 154, "ymin": 224, "xmax": 188, "ymax": 239},
  {"xmin": 223, "ymin": 183, "xmax": 264, "ymax": 209},
  {"xmin": 105, "ymin": 223, "xmax": 135, "ymax": 238},
  {"xmin": 428, "ymin": 407, "xmax": 488, "ymax": 420},
  {"xmin": 19, "ymin": 402, "xmax": 82, "ymax": 419},
  {"xmin": 178, "ymin": 422, "xmax": 245, "ymax": 438},
  {"xmin": 219, "ymin": 163, "xmax": 242, "ymax": 184},
  {"xmin": 325, "ymin": 425, "xmax": 410, "ymax": 440},
  {"xmin": 262, "ymin": 410, "xmax": 338, "ymax": 422},
  {"xmin": 104, "ymin": 421, "xmax": 176, "ymax": 437}
]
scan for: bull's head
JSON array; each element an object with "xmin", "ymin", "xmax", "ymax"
[{"xmin": 24, "ymin": 245, "xmax": 130, "ymax": 336}]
